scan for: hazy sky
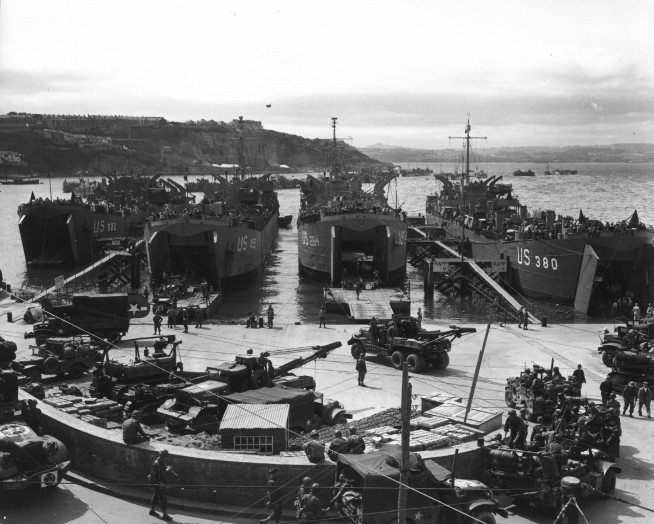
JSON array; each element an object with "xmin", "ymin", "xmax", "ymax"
[{"xmin": 1, "ymin": 0, "xmax": 653, "ymax": 148}]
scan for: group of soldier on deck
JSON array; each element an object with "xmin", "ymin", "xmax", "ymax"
[{"xmin": 504, "ymin": 364, "xmax": 621, "ymax": 459}]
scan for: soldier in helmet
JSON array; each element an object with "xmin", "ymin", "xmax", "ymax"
[
  {"xmin": 607, "ymin": 393, "xmax": 621, "ymax": 413},
  {"xmin": 298, "ymin": 483, "xmax": 324, "ymax": 524},
  {"xmin": 530, "ymin": 416, "xmax": 546, "ymax": 441},
  {"xmin": 259, "ymin": 478, "xmax": 282, "ymax": 524}
]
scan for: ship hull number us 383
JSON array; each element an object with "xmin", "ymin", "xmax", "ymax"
[{"xmin": 516, "ymin": 247, "xmax": 558, "ymax": 270}]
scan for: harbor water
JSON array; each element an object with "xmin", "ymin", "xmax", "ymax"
[{"xmin": 1, "ymin": 163, "xmax": 653, "ymax": 325}]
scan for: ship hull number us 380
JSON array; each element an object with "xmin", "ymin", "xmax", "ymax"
[{"xmin": 516, "ymin": 247, "xmax": 558, "ymax": 270}]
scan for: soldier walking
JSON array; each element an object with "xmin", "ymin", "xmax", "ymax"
[
  {"xmin": 167, "ymin": 307, "xmax": 175, "ymax": 329},
  {"xmin": 259, "ymin": 479, "xmax": 282, "ymax": 524},
  {"xmin": 623, "ymin": 381, "xmax": 638, "ymax": 417},
  {"xmin": 194, "ymin": 307, "xmax": 205, "ymax": 328},
  {"xmin": 356, "ymin": 354, "xmax": 367, "ymax": 386},
  {"xmin": 267, "ymin": 304, "xmax": 275, "ymax": 328},
  {"xmin": 600, "ymin": 374, "xmax": 613, "ymax": 406},
  {"xmin": 148, "ymin": 449, "xmax": 178, "ymax": 521},
  {"xmin": 181, "ymin": 308, "xmax": 189, "ymax": 333},
  {"xmin": 638, "ymin": 381, "xmax": 651, "ymax": 418}
]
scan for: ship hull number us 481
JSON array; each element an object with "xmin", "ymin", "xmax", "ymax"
[{"xmin": 516, "ymin": 247, "xmax": 558, "ymax": 270}]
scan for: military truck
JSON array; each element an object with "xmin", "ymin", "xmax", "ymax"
[
  {"xmin": 157, "ymin": 342, "xmax": 350, "ymax": 433},
  {"xmin": 12, "ymin": 336, "xmax": 106, "ymax": 381},
  {"xmin": 483, "ymin": 443, "xmax": 620, "ymax": 512},
  {"xmin": 0, "ymin": 338, "xmax": 72, "ymax": 490},
  {"xmin": 336, "ymin": 444, "xmax": 507, "ymax": 524},
  {"xmin": 598, "ymin": 321, "xmax": 654, "ymax": 367},
  {"xmin": 25, "ymin": 293, "xmax": 131, "ymax": 344},
  {"xmin": 348, "ymin": 316, "xmax": 476, "ymax": 372}
]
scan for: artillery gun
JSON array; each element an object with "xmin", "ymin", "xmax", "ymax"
[
  {"xmin": 157, "ymin": 342, "xmax": 350, "ymax": 433},
  {"xmin": 0, "ymin": 336, "xmax": 71, "ymax": 490},
  {"xmin": 504, "ymin": 363, "xmax": 582, "ymax": 420},
  {"xmin": 348, "ymin": 315, "xmax": 476, "ymax": 372},
  {"xmin": 482, "ymin": 443, "xmax": 620, "ymax": 512}
]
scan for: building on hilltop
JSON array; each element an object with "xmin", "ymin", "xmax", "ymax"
[{"xmin": 0, "ymin": 151, "xmax": 24, "ymax": 165}]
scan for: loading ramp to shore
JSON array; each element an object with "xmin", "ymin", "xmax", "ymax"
[
  {"xmin": 31, "ymin": 240, "xmax": 145, "ymax": 302},
  {"xmin": 325, "ymin": 287, "xmax": 409, "ymax": 322},
  {"xmin": 407, "ymin": 230, "xmax": 538, "ymax": 324}
]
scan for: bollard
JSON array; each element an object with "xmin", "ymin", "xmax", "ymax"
[
  {"xmin": 259, "ymin": 317, "xmax": 264, "ymax": 328},
  {"xmin": 541, "ymin": 317, "xmax": 548, "ymax": 328},
  {"xmin": 7, "ymin": 312, "xmax": 13, "ymax": 323}
]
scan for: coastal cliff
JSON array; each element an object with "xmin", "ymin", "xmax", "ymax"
[{"xmin": 0, "ymin": 115, "xmax": 386, "ymax": 176}]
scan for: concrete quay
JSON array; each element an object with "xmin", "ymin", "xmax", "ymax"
[{"xmin": 2, "ymin": 309, "xmax": 653, "ymax": 522}]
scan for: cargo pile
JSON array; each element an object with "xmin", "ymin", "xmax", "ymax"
[
  {"xmin": 42, "ymin": 395, "xmax": 124, "ymax": 428},
  {"xmin": 290, "ymin": 391, "xmax": 501, "ymax": 454}
]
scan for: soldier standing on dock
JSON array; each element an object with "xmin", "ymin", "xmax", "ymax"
[
  {"xmin": 153, "ymin": 310, "xmax": 162, "ymax": 335},
  {"xmin": 182, "ymin": 308, "xmax": 189, "ymax": 333},
  {"xmin": 318, "ymin": 305, "xmax": 326, "ymax": 328}
]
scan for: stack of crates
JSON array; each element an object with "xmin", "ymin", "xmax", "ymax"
[{"xmin": 428, "ymin": 423, "xmax": 482, "ymax": 444}]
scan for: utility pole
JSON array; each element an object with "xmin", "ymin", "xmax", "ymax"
[
  {"xmin": 464, "ymin": 313, "xmax": 492, "ymax": 423},
  {"xmin": 397, "ymin": 361, "xmax": 412, "ymax": 524}
]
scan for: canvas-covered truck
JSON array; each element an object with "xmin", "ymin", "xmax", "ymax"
[
  {"xmin": 0, "ymin": 339, "xmax": 71, "ymax": 490},
  {"xmin": 348, "ymin": 316, "xmax": 476, "ymax": 372},
  {"xmin": 25, "ymin": 293, "xmax": 131, "ymax": 344},
  {"xmin": 336, "ymin": 444, "xmax": 507, "ymax": 524}
]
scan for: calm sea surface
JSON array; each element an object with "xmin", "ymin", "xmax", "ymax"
[{"xmin": 1, "ymin": 163, "xmax": 653, "ymax": 324}]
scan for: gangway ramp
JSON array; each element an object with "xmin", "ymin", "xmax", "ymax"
[
  {"xmin": 430, "ymin": 240, "xmax": 539, "ymax": 324},
  {"xmin": 31, "ymin": 242, "xmax": 144, "ymax": 303}
]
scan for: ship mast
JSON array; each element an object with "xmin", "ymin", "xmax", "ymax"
[
  {"xmin": 449, "ymin": 117, "xmax": 486, "ymax": 187},
  {"xmin": 330, "ymin": 116, "xmax": 342, "ymax": 177},
  {"xmin": 449, "ymin": 118, "xmax": 486, "ymax": 263}
]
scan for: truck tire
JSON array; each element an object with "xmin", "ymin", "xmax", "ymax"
[
  {"xmin": 406, "ymin": 353, "xmax": 425, "ymax": 373},
  {"xmin": 332, "ymin": 414, "xmax": 349, "ymax": 426},
  {"xmin": 432, "ymin": 352, "xmax": 450, "ymax": 369},
  {"xmin": 24, "ymin": 368, "xmax": 42, "ymax": 382},
  {"xmin": 390, "ymin": 351, "xmax": 405, "ymax": 369},
  {"xmin": 68, "ymin": 363, "xmax": 86, "ymax": 379},
  {"xmin": 602, "ymin": 351, "xmax": 616, "ymax": 367},
  {"xmin": 471, "ymin": 510, "xmax": 496, "ymax": 524},
  {"xmin": 601, "ymin": 470, "xmax": 617, "ymax": 495},
  {"xmin": 42, "ymin": 357, "xmax": 60, "ymax": 375},
  {"xmin": 351, "ymin": 341, "xmax": 365, "ymax": 360}
]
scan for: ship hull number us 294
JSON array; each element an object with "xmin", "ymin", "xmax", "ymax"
[
  {"xmin": 516, "ymin": 247, "xmax": 558, "ymax": 270},
  {"xmin": 302, "ymin": 231, "xmax": 320, "ymax": 247}
]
